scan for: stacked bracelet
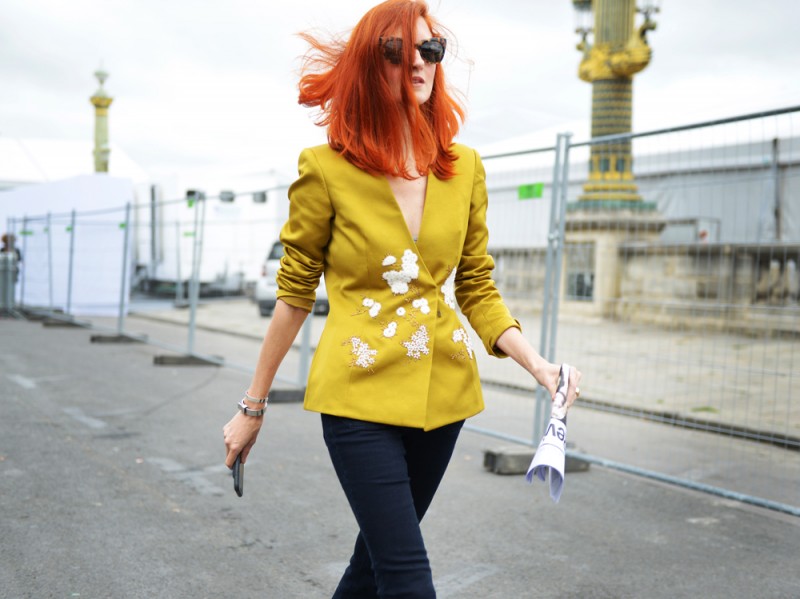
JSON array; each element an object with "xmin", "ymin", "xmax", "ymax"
[
  {"xmin": 238, "ymin": 390, "xmax": 269, "ymax": 417},
  {"xmin": 244, "ymin": 390, "xmax": 268, "ymax": 405}
]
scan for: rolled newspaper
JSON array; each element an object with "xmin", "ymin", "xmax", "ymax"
[{"xmin": 526, "ymin": 364, "xmax": 572, "ymax": 502}]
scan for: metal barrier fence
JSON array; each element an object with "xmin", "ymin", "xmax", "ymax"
[
  {"xmin": 478, "ymin": 107, "xmax": 800, "ymax": 516},
  {"xmin": 4, "ymin": 106, "xmax": 799, "ymax": 515},
  {"xmin": 5, "ymin": 185, "xmax": 316, "ymax": 389}
]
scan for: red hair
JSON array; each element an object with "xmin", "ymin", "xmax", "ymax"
[{"xmin": 298, "ymin": 0, "xmax": 465, "ymax": 179}]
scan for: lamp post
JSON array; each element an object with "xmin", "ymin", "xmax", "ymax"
[
  {"xmin": 89, "ymin": 68, "xmax": 113, "ymax": 173},
  {"xmin": 572, "ymin": 0, "xmax": 659, "ymax": 205}
]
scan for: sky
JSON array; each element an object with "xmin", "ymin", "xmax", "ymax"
[{"xmin": 2, "ymin": 0, "xmax": 799, "ymax": 188}]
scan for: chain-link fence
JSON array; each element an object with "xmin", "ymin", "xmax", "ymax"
[
  {"xmin": 4, "ymin": 185, "xmax": 318, "ymax": 389},
  {"xmin": 476, "ymin": 106, "xmax": 800, "ymax": 516}
]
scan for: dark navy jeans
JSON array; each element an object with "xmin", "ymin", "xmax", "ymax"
[{"xmin": 321, "ymin": 414, "xmax": 464, "ymax": 599}]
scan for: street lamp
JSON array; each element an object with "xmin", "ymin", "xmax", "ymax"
[{"xmin": 570, "ymin": 0, "xmax": 661, "ymax": 205}]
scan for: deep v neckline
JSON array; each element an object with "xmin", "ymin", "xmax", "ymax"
[{"xmin": 384, "ymin": 172, "xmax": 431, "ymax": 245}]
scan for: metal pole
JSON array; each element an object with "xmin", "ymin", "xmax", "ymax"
[
  {"xmin": 534, "ymin": 133, "xmax": 566, "ymax": 440},
  {"xmin": 539, "ymin": 134, "xmax": 564, "ymax": 361},
  {"xmin": 66, "ymin": 210, "xmax": 76, "ymax": 315},
  {"xmin": 175, "ymin": 221, "xmax": 184, "ymax": 306},
  {"xmin": 117, "ymin": 203, "xmax": 132, "ymax": 335},
  {"xmin": 46, "ymin": 212, "xmax": 54, "ymax": 312},
  {"xmin": 19, "ymin": 215, "xmax": 27, "ymax": 309},
  {"xmin": 547, "ymin": 133, "xmax": 573, "ymax": 362},
  {"xmin": 772, "ymin": 138, "xmax": 781, "ymax": 241},
  {"xmin": 186, "ymin": 197, "xmax": 203, "ymax": 355}
]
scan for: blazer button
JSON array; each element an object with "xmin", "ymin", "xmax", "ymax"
[{"xmin": 437, "ymin": 310, "xmax": 442, "ymax": 318}]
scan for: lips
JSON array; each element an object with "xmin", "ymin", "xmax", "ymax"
[{"xmin": 412, "ymin": 76, "xmax": 425, "ymax": 86}]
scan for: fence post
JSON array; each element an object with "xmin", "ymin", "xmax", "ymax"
[
  {"xmin": 46, "ymin": 212, "xmax": 54, "ymax": 313},
  {"xmin": 186, "ymin": 195, "xmax": 206, "ymax": 355},
  {"xmin": 66, "ymin": 210, "xmax": 76, "ymax": 315},
  {"xmin": 117, "ymin": 203, "xmax": 132, "ymax": 335},
  {"xmin": 175, "ymin": 221, "xmax": 185, "ymax": 306},
  {"xmin": 534, "ymin": 133, "xmax": 566, "ymax": 439},
  {"xmin": 547, "ymin": 133, "xmax": 573, "ymax": 362},
  {"xmin": 19, "ymin": 215, "xmax": 28, "ymax": 309}
]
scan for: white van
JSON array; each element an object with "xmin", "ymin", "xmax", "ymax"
[{"xmin": 254, "ymin": 240, "xmax": 329, "ymax": 316}]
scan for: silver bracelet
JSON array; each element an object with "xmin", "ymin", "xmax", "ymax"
[
  {"xmin": 238, "ymin": 398, "xmax": 267, "ymax": 417},
  {"xmin": 244, "ymin": 390, "xmax": 268, "ymax": 405}
]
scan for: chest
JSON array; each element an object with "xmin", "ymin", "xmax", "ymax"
[{"xmin": 386, "ymin": 175, "xmax": 428, "ymax": 239}]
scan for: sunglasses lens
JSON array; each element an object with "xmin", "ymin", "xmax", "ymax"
[
  {"xmin": 419, "ymin": 39, "xmax": 445, "ymax": 64},
  {"xmin": 381, "ymin": 38, "xmax": 403, "ymax": 65}
]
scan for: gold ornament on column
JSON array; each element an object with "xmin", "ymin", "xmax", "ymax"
[
  {"xmin": 89, "ymin": 67, "xmax": 114, "ymax": 173},
  {"xmin": 572, "ymin": 0, "xmax": 659, "ymax": 205}
]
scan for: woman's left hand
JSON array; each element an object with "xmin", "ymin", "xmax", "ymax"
[
  {"xmin": 537, "ymin": 361, "xmax": 582, "ymax": 409},
  {"xmin": 495, "ymin": 327, "xmax": 582, "ymax": 410}
]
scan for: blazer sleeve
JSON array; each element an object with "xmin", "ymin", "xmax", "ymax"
[
  {"xmin": 455, "ymin": 149, "xmax": 521, "ymax": 357},
  {"xmin": 276, "ymin": 148, "xmax": 334, "ymax": 312}
]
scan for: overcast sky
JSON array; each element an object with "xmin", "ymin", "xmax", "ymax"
[{"xmin": 2, "ymin": 0, "xmax": 799, "ymax": 184}]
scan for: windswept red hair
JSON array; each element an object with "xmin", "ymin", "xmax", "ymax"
[{"xmin": 297, "ymin": 0, "xmax": 465, "ymax": 180}]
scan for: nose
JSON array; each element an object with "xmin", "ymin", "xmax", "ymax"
[{"xmin": 411, "ymin": 46, "xmax": 424, "ymax": 69}]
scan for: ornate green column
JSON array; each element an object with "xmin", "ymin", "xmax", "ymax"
[
  {"xmin": 573, "ymin": 0, "xmax": 658, "ymax": 206},
  {"xmin": 89, "ymin": 68, "xmax": 113, "ymax": 173}
]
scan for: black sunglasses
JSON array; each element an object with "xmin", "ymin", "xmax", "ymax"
[{"xmin": 379, "ymin": 37, "xmax": 447, "ymax": 65}]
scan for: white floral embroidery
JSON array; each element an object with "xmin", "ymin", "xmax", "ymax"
[
  {"xmin": 349, "ymin": 337, "xmax": 377, "ymax": 369},
  {"xmin": 403, "ymin": 325, "xmax": 430, "ymax": 360},
  {"xmin": 452, "ymin": 327, "xmax": 474, "ymax": 359},
  {"xmin": 401, "ymin": 249, "xmax": 419, "ymax": 276},
  {"xmin": 412, "ymin": 298, "xmax": 431, "ymax": 315},
  {"xmin": 382, "ymin": 249, "xmax": 420, "ymax": 295},
  {"xmin": 442, "ymin": 267, "xmax": 457, "ymax": 310},
  {"xmin": 349, "ymin": 250, "xmax": 439, "ymax": 369}
]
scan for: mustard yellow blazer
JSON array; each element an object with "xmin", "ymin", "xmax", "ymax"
[{"xmin": 277, "ymin": 143, "xmax": 520, "ymax": 430}]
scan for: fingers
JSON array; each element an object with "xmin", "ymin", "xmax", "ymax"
[
  {"xmin": 224, "ymin": 448, "xmax": 238, "ymax": 470},
  {"xmin": 566, "ymin": 367, "xmax": 582, "ymax": 407},
  {"xmin": 222, "ymin": 413, "xmax": 261, "ymax": 468},
  {"xmin": 226, "ymin": 442, "xmax": 253, "ymax": 467}
]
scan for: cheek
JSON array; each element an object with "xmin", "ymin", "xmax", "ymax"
[
  {"xmin": 383, "ymin": 67, "xmax": 401, "ymax": 98},
  {"xmin": 426, "ymin": 64, "xmax": 437, "ymax": 83}
]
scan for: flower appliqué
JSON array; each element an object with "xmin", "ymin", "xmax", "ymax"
[
  {"xmin": 412, "ymin": 298, "xmax": 431, "ymax": 315},
  {"xmin": 347, "ymin": 249, "xmax": 432, "ymax": 369},
  {"xmin": 382, "ymin": 249, "xmax": 420, "ymax": 295},
  {"xmin": 403, "ymin": 325, "xmax": 430, "ymax": 360},
  {"xmin": 451, "ymin": 327, "xmax": 474, "ymax": 360},
  {"xmin": 442, "ymin": 267, "xmax": 457, "ymax": 310},
  {"xmin": 359, "ymin": 297, "xmax": 382, "ymax": 318},
  {"xmin": 346, "ymin": 336, "xmax": 377, "ymax": 370}
]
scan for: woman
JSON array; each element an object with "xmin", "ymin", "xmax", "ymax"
[{"xmin": 223, "ymin": 1, "xmax": 582, "ymax": 596}]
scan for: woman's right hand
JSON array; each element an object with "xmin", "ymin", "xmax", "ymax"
[{"xmin": 223, "ymin": 411, "xmax": 264, "ymax": 468}]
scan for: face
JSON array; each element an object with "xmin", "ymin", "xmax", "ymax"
[{"xmin": 383, "ymin": 17, "xmax": 437, "ymax": 106}]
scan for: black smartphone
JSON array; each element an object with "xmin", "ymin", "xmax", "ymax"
[{"xmin": 232, "ymin": 453, "xmax": 244, "ymax": 497}]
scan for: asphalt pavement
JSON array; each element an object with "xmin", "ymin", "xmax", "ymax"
[{"xmin": 2, "ymin": 315, "xmax": 800, "ymax": 598}]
